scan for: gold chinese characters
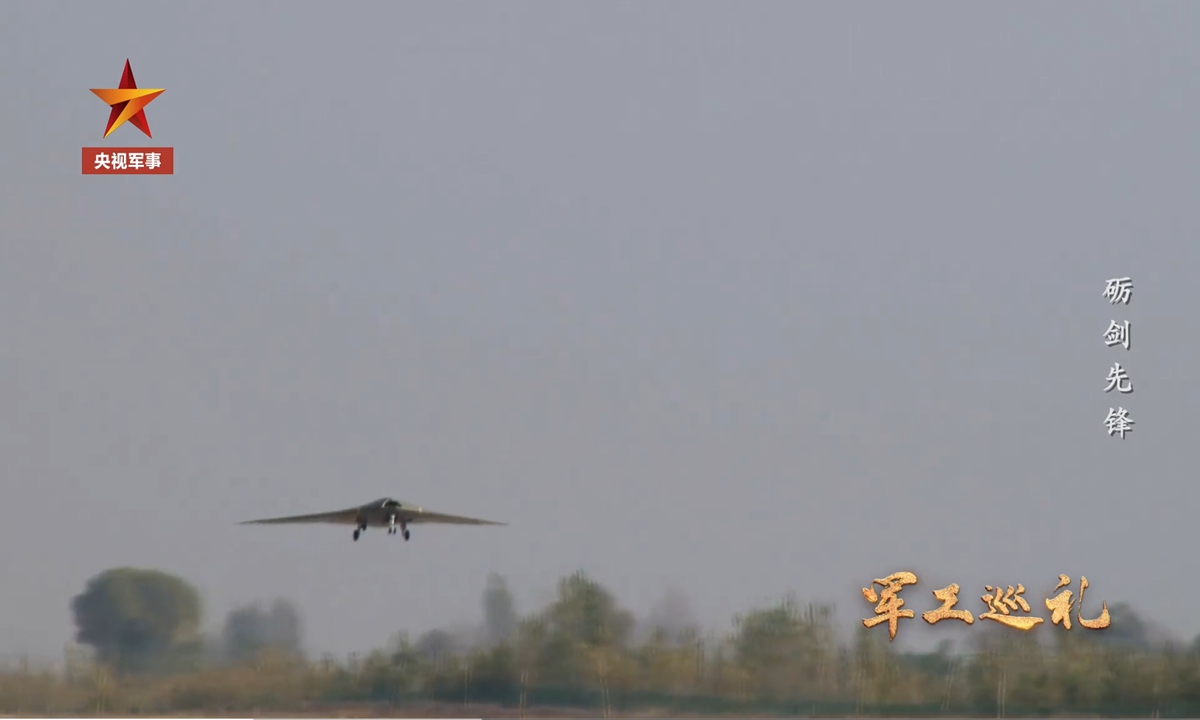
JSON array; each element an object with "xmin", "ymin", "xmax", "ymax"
[
  {"xmin": 862, "ymin": 572, "xmax": 1111, "ymax": 640},
  {"xmin": 1101, "ymin": 277, "xmax": 1135, "ymax": 438},
  {"xmin": 861, "ymin": 572, "xmax": 917, "ymax": 640},
  {"xmin": 1045, "ymin": 574, "xmax": 1111, "ymax": 630}
]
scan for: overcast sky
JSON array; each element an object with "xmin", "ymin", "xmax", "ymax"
[{"xmin": 2, "ymin": 1, "xmax": 1198, "ymax": 660}]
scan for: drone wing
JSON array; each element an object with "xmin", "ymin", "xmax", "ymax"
[
  {"xmin": 405, "ymin": 508, "xmax": 507, "ymax": 526},
  {"xmin": 239, "ymin": 506, "xmax": 361, "ymax": 526}
]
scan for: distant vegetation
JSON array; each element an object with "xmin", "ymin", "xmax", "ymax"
[{"xmin": 0, "ymin": 566, "xmax": 1198, "ymax": 716}]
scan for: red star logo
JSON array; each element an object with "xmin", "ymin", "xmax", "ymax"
[{"xmin": 90, "ymin": 60, "xmax": 164, "ymax": 138}]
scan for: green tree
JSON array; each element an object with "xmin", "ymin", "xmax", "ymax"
[
  {"xmin": 483, "ymin": 574, "xmax": 519, "ymax": 646},
  {"xmin": 415, "ymin": 629, "xmax": 457, "ymax": 665},
  {"xmin": 70, "ymin": 567, "xmax": 202, "ymax": 675},
  {"xmin": 733, "ymin": 597, "xmax": 835, "ymax": 702},
  {"xmin": 1089, "ymin": 602, "xmax": 1152, "ymax": 650},
  {"xmin": 546, "ymin": 571, "xmax": 634, "ymax": 648},
  {"xmin": 519, "ymin": 572, "xmax": 634, "ymax": 690},
  {"xmin": 222, "ymin": 598, "xmax": 303, "ymax": 663}
]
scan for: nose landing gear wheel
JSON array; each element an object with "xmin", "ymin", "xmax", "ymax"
[
  {"xmin": 403, "ymin": 529, "xmax": 410, "ymax": 541},
  {"xmin": 353, "ymin": 529, "xmax": 360, "ymax": 541}
]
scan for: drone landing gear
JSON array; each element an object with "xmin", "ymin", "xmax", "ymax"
[
  {"xmin": 386, "ymin": 514, "xmax": 411, "ymax": 541},
  {"xmin": 352, "ymin": 516, "xmax": 408, "ymax": 542}
]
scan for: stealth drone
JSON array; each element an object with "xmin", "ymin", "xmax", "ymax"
[{"xmin": 240, "ymin": 497, "xmax": 506, "ymax": 542}]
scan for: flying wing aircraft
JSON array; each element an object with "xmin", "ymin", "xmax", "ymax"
[{"xmin": 239, "ymin": 497, "xmax": 506, "ymax": 542}]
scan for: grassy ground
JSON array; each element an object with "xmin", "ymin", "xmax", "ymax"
[{"xmin": 0, "ymin": 705, "xmax": 773, "ymax": 718}]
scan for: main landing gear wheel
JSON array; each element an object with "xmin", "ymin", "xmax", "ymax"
[
  {"xmin": 353, "ymin": 529, "xmax": 360, "ymax": 541},
  {"xmin": 403, "ymin": 529, "xmax": 410, "ymax": 541}
]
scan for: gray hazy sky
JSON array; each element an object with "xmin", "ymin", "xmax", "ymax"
[{"xmin": 2, "ymin": 1, "xmax": 1198, "ymax": 659}]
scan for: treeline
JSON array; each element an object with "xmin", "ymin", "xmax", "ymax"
[
  {"xmin": 67, "ymin": 568, "xmax": 303, "ymax": 673},
  {"xmin": 2, "ymin": 566, "xmax": 1200, "ymax": 717}
]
